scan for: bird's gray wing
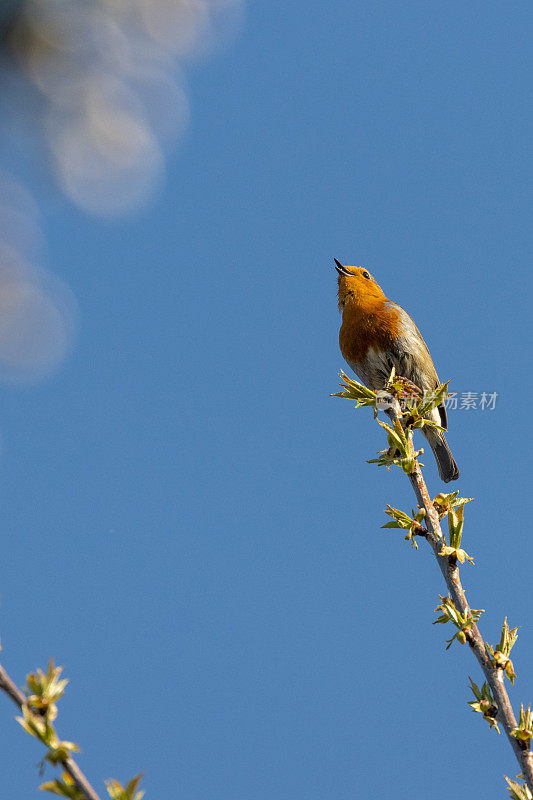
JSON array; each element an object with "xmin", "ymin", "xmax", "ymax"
[
  {"xmin": 386, "ymin": 303, "xmax": 440, "ymax": 391},
  {"xmin": 387, "ymin": 302, "xmax": 448, "ymax": 428}
]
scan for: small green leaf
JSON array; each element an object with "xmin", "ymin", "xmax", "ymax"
[
  {"xmin": 40, "ymin": 772, "xmax": 84, "ymax": 799},
  {"xmin": 510, "ymin": 704, "xmax": 533, "ymax": 742},
  {"xmin": 467, "ymin": 677, "xmax": 499, "ymax": 733},
  {"xmin": 105, "ymin": 774, "xmax": 145, "ymax": 800},
  {"xmin": 505, "ymin": 776, "xmax": 533, "ymax": 800},
  {"xmin": 433, "ymin": 596, "xmax": 483, "ymax": 649},
  {"xmin": 331, "ymin": 373, "xmax": 377, "ymax": 409},
  {"xmin": 486, "ymin": 619, "xmax": 519, "ymax": 683}
]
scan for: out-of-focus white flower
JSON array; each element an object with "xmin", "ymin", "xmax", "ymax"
[
  {"xmin": 0, "ymin": 176, "xmax": 76, "ymax": 382},
  {"xmin": 1, "ymin": 0, "xmax": 244, "ymax": 215}
]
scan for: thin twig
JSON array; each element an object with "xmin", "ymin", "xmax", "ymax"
[
  {"xmin": 336, "ymin": 374, "xmax": 532, "ymax": 791},
  {"xmin": 392, "ymin": 414, "xmax": 533, "ymax": 792},
  {"xmin": 0, "ymin": 662, "xmax": 102, "ymax": 800}
]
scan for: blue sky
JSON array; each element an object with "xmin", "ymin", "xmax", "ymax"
[{"xmin": 0, "ymin": 1, "xmax": 532, "ymax": 798}]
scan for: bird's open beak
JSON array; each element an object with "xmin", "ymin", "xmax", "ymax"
[{"xmin": 334, "ymin": 258, "xmax": 353, "ymax": 277}]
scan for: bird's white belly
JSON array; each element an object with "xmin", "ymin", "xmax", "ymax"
[{"xmin": 345, "ymin": 347, "xmax": 391, "ymax": 391}]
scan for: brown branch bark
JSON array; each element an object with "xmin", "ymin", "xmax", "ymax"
[
  {"xmin": 404, "ymin": 441, "xmax": 533, "ymax": 791},
  {"xmin": 0, "ymin": 662, "xmax": 102, "ymax": 800}
]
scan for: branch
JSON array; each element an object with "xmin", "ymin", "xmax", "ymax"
[
  {"xmin": 334, "ymin": 372, "xmax": 533, "ymax": 796},
  {"xmin": 0, "ymin": 661, "xmax": 102, "ymax": 800},
  {"xmin": 406, "ymin": 456, "xmax": 533, "ymax": 790}
]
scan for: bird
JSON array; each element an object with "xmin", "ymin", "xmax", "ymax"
[{"xmin": 334, "ymin": 258, "xmax": 459, "ymax": 483}]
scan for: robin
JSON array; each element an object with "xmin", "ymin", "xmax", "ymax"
[{"xmin": 334, "ymin": 259, "xmax": 459, "ymax": 483}]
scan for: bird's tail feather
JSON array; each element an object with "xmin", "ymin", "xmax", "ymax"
[{"xmin": 425, "ymin": 429, "xmax": 460, "ymax": 483}]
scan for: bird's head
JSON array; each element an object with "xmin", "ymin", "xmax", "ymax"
[{"xmin": 334, "ymin": 259, "xmax": 386, "ymax": 311}]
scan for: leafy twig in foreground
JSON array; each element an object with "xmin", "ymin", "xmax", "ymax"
[{"xmin": 0, "ymin": 659, "xmax": 144, "ymax": 800}]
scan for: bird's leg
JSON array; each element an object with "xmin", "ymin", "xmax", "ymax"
[
  {"xmin": 388, "ymin": 376, "xmax": 423, "ymax": 414},
  {"xmin": 393, "ymin": 376, "xmax": 423, "ymax": 398}
]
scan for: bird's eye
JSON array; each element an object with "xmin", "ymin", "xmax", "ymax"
[{"xmin": 362, "ymin": 270, "xmax": 371, "ymax": 280}]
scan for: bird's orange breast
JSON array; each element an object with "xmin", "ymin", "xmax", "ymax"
[{"xmin": 339, "ymin": 296, "xmax": 401, "ymax": 365}]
